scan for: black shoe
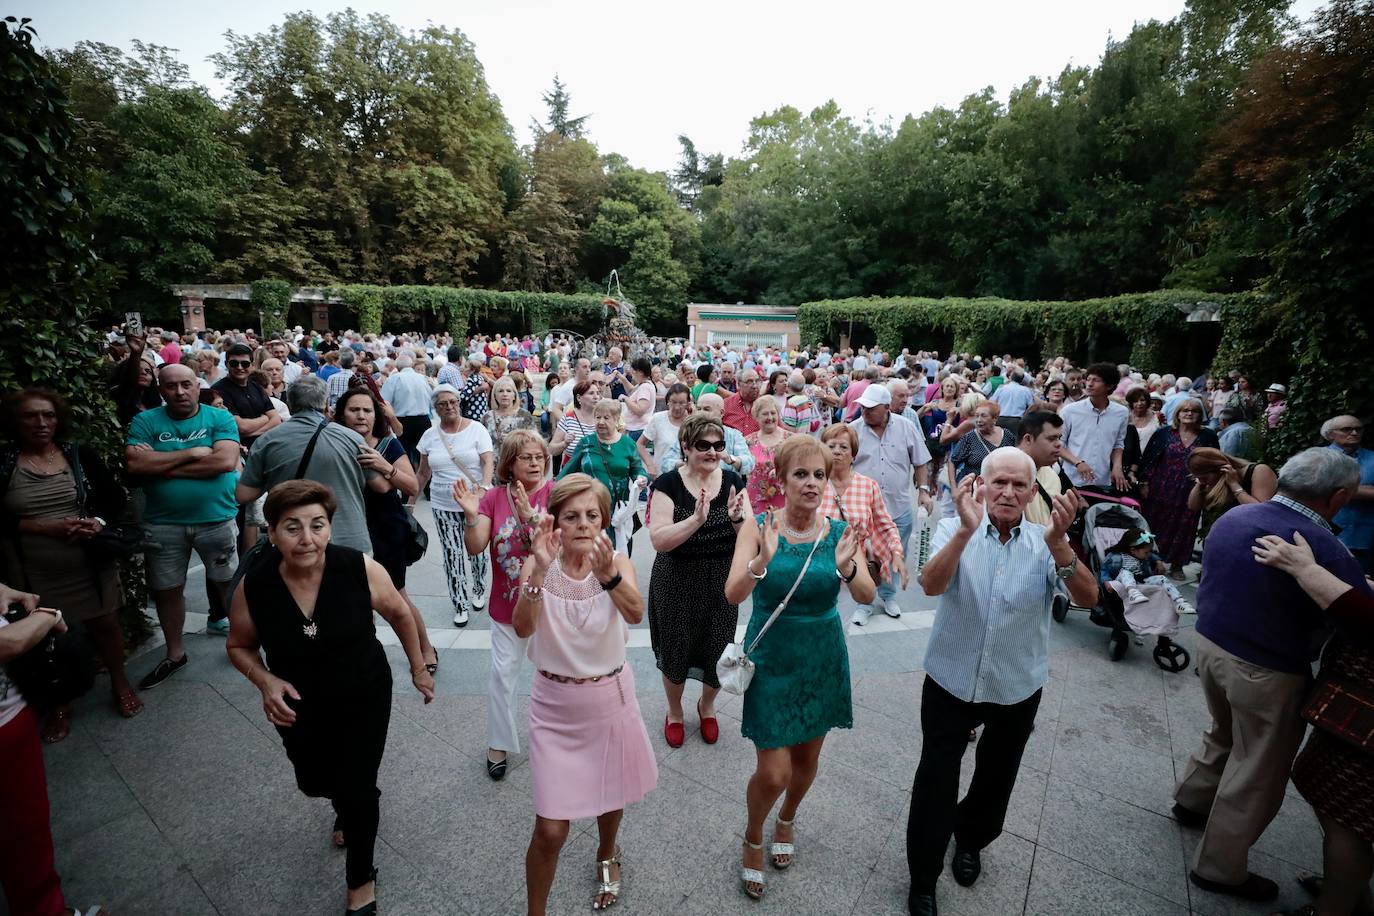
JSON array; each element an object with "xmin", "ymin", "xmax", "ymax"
[
  {"xmin": 1188, "ymin": 871, "xmax": 1279, "ymax": 901},
  {"xmin": 908, "ymin": 892, "xmax": 938, "ymax": 916},
  {"xmin": 486, "ymin": 754, "xmax": 508, "ymax": 781},
  {"xmin": 345, "ymin": 869, "xmax": 378, "ymax": 914},
  {"xmin": 951, "ymin": 847, "xmax": 981, "ymax": 887},
  {"xmin": 138, "ymin": 653, "xmax": 188, "ymax": 690},
  {"xmin": 1171, "ymin": 802, "xmax": 1208, "ymax": 829}
]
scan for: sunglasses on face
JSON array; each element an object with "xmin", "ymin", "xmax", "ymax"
[
  {"xmin": 228, "ymin": 359, "xmax": 252, "ymax": 368},
  {"xmin": 692, "ymin": 439, "xmax": 726, "ymax": 452}
]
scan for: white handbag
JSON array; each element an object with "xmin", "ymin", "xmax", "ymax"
[{"xmin": 717, "ymin": 523, "xmax": 825, "ymax": 696}]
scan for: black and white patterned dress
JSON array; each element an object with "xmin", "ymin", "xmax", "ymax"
[{"xmin": 647, "ymin": 468, "xmax": 744, "ymax": 687}]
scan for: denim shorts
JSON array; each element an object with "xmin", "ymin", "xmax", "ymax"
[{"xmin": 144, "ymin": 520, "xmax": 239, "ymax": 590}]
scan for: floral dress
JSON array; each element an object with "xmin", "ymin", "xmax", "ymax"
[{"xmin": 745, "ymin": 430, "xmax": 791, "ymax": 511}]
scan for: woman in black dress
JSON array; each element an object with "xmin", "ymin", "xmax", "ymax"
[
  {"xmin": 646, "ymin": 413, "xmax": 750, "ymax": 748},
  {"xmin": 333, "ymin": 388, "xmax": 437, "ymax": 673},
  {"xmin": 226, "ymin": 480, "xmax": 435, "ymax": 916}
]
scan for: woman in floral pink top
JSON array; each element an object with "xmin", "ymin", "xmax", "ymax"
[
  {"xmin": 453, "ymin": 429, "xmax": 553, "ymax": 781},
  {"xmin": 745, "ymin": 396, "xmax": 792, "ymax": 510}
]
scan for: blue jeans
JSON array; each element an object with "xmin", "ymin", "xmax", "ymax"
[{"xmin": 875, "ymin": 511, "xmax": 913, "ymax": 603}]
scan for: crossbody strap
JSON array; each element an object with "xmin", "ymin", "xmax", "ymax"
[
  {"xmin": 437, "ymin": 423, "xmax": 480, "ymax": 488},
  {"xmin": 294, "ymin": 420, "xmax": 328, "ymax": 480},
  {"xmin": 745, "ymin": 521, "xmax": 826, "ymax": 654}
]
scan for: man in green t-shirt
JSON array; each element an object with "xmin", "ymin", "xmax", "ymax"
[
  {"xmin": 126, "ymin": 363, "xmax": 241, "ymax": 689},
  {"xmin": 690, "ymin": 362, "xmax": 718, "ymax": 402}
]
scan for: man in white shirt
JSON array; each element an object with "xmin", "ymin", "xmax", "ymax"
[
  {"xmin": 1059, "ymin": 363, "xmax": 1130, "ymax": 492},
  {"xmin": 549, "ymin": 358, "xmax": 592, "ymax": 426},
  {"xmin": 989, "ymin": 369, "xmax": 1034, "ymax": 435},
  {"xmin": 380, "ymin": 352, "xmax": 433, "ymax": 464}
]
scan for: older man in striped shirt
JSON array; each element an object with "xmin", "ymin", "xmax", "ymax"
[{"xmin": 905, "ymin": 448, "xmax": 1096, "ymax": 916}]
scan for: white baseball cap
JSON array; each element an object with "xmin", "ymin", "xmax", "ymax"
[{"xmin": 857, "ymin": 385, "xmax": 892, "ymax": 409}]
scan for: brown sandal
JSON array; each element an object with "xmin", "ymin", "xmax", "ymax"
[
  {"xmin": 114, "ymin": 690, "xmax": 144, "ymax": 719},
  {"xmin": 43, "ymin": 707, "xmax": 73, "ymax": 744}
]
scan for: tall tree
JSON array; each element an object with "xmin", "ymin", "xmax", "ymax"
[
  {"xmin": 540, "ymin": 74, "xmax": 590, "ymax": 138},
  {"xmin": 213, "ymin": 10, "xmax": 517, "ymax": 285}
]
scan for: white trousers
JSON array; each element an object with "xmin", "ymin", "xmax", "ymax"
[{"xmin": 487, "ymin": 619, "xmax": 529, "ymax": 753}]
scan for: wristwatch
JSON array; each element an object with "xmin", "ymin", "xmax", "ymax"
[{"xmin": 1055, "ymin": 558, "xmax": 1079, "ymax": 580}]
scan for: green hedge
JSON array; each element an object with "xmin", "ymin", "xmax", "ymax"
[
  {"xmin": 797, "ymin": 290, "xmax": 1258, "ymax": 373},
  {"xmin": 327, "ymin": 284, "xmax": 608, "ymax": 337},
  {"xmin": 249, "ymin": 279, "xmax": 292, "ymax": 337}
]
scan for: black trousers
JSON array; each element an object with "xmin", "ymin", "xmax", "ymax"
[
  {"xmin": 279, "ymin": 684, "xmax": 392, "ymax": 889},
  {"xmin": 398, "ymin": 414, "xmax": 430, "ymax": 468},
  {"xmin": 906, "ymin": 675, "xmax": 1041, "ymax": 895}
]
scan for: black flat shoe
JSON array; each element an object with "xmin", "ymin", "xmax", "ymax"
[
  {"xmin": 345, "ymin": 869, "xmax": 378, "ymax": 915},
  {"xmin": 951, "ymin": 847, "xmax": 981, "ymax": 887},
  {"xmin": 908, "ymin": 892, "xmax": 938, "ymax": 916},
  {"xmin": 486, "ymin": 754, "xmax": 507, "ymax": 781},
  {"xmin": 1189, "ymin": 870, "xmax": 1278, "ymax": 901},
  {"xmin": 1171, "ymin": 802, "xmax": 1207, "ymax": 829}
]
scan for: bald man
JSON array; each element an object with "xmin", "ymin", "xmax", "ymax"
[
  {"xmin": 658, "ymin": 392, "xmax": 755, "ymax": 476},
  {"xmin": 721, "ymin": 368, "xmax": 763, "ymax": 436},
  {"xmin": 125, "ymin": 363, "xmax": 242, "ymax": 688},
  {"xmin": 907, "ymin": 450, "xmax": 1094, "ymax": 915}
]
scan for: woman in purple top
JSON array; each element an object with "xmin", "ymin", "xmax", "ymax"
[{"xmin": 1138, "ymin": 398, "xmax": 1219, "ymax": 579}]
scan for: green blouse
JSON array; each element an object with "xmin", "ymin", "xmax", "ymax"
[{"xmin": 557, "ymin": 433, "xmax": 645, "ymax": 505}]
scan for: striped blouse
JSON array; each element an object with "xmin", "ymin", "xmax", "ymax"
[{"xmin": 820, "ymin": 472, "xmax": 903, "ymax": 581}]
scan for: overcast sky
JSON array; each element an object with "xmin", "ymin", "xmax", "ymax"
[{"xmin": 38, "ymin": 0, "xmax": 1322, "ymax": 174}]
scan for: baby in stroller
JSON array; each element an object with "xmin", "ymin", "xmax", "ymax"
[{"xmin": 1100, "ymin": 527, "xmax": 1194, "ymax": 615}]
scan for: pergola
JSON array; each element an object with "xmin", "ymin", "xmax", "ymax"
[{"xmin": 169, "ymin": 284, "xmax": 343, "ymax": 332}]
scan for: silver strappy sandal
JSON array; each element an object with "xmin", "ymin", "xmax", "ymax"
[
  {"xmin": 770, "ymin": 818, "xmax": 795, "ymax": 869},
  {"xmin": 592, "ymin": 847, "xmax": 621, "ymax": 910},
  {"xmin": 741, "ymin": 839, "xmax": 766, "ymax": 900}
]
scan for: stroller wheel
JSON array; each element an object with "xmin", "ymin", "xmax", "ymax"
[
  {"xmin": 1152, "ymin": 639, "xmax": 1190, "ymax": 673},
  {"xmin": 1052, "ymin": 594, "xmax": 1069, "ymax": 623},
  {"xmin": 1108, "ymin": 630, "xmax": 1129, "ymax": 661}
]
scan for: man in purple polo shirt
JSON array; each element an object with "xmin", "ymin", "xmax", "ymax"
[{"xmin": 1173, "ymin": 447, "xmax": 1369, "ymax": 902}]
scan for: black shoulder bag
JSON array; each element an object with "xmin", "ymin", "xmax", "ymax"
[
  {"xmin": 378, "ymin": 435, "xmax": 428, "ymax": 565},
  {"xmin": 4, "ymin": 605, "xmax": 96, "ymax": 712}
]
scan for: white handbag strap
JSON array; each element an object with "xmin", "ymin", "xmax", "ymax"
[{"xmin": 745, "ymin": 521, "xmax": 826, "ymax": 655}]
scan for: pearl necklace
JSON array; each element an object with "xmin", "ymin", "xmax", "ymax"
[{"xmin": 781, "ymin": 513, "xmax": 819, "ymax": 542}]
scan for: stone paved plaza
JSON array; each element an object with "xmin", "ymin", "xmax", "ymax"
[{"xmin": 17, "ymin": 509, "xmax": 1339, "ymax": 916}]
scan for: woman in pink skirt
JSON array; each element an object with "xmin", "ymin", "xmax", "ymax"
[{"xmin": 514, "ymin": 473, "xmax": 657, "ymax": 913}]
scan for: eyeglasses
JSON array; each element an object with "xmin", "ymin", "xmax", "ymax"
[
  {"xmin": 1335, "ymin": 426, "xmax": 1364, "ymax": 435},
  {"xmin": 434, "ymin": 400, "xmax": 459, "ymax": 409},
  {"xmin": 691, "ymin": 440, "xmax": 727, "ymax": 452},
  {"xmin": 516, "ymin": 453, "xmax": 546, "ymax": 463},
  {"xmin": 227, "ymin": 359, "xmax": 252, "ymax": 368}
]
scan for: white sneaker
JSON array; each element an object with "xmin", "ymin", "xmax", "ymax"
[
  {"xmin": 852, "ymin": 606, "xmax": 871, "ymax": 627},
  {"xmin": 453, "ymin": 609, "xmax": 470, "ymax": 627},
  {"xmin": 882, "ymin": 599, "xmax": 902, "ymax": 619},
  {"xmin": 1128, "ymin": 588, "xmax": 1149, "ymax": 605},
  {"xmin": 1175, "ymin": 601, "xmax": 1196, "ymax": 615}
]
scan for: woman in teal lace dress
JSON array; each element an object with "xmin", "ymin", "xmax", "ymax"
[{"xmin": 725, "ymin": 435, "xmax": 875, "ymax": 901}]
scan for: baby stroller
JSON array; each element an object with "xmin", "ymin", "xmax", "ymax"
[{"xmin": 1052, "ymin": 495, "xmax": 1191, "ymax": 672}]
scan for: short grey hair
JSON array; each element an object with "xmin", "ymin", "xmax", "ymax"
[
  {"xmin": 285, "ymin": 375, "xmax": 328, "ymax": 414},
  {"xmin": 1277, "ymin": 447, "xmax": 1360, "ymax": 500},
  {"xmin": 339, "ymin": 350, "xmax": 355, "ymax": 369},
  {"xmin": 1320, "ymin": 415, "xmax": 1360, "ymax": 441},
  {"xmin": 981, "ymin": 446, "xmax": 1036, "ymax": 481},
  {"xmin": 395, "ymin": 353, "xmax": 414, "ymax": 369}
]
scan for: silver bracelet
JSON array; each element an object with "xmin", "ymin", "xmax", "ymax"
[{"xmin": 747, "ymin": 557, "xmax": 767, "ymax": 580}]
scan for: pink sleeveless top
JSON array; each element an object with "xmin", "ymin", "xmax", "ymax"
[{"xmin": 527, "ymin": 555, "xmax": 629, "ymax": 678}]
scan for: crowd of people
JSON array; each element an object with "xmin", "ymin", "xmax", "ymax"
[{"xmin": 1, "ymin": 319, "xmax": 1371, "ymax": 916}]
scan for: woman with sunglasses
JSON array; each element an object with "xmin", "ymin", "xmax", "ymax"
[
  {"xmin": 451, "ymin": 430, "xmax": 553, "ymax": 781},
  {"xmin": 647, "ymin": 414, "xmax": 749, "ymax": 748}
]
